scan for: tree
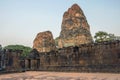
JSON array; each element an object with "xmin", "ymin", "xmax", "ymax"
[
  {"xmin": 55, "ymin": 37, "xmax": 59, "ymax": 47},
  {"xmin": 94, "ymin": 31, "xmax": 116, "ymax": 42},
  {"xmin": 108, "ymin": 33, "xmax": 115, "ymax": 41},
  {"xmin": 4, "ymin": 45, "xmax": 32, "ymax": 57},
  {"xmin": 0, "ymin": 45, "xmax": 2, "ymax": 51},
  {"xmin": 94, "ymin": 31, "xmax": 108, "ymax": 42}
]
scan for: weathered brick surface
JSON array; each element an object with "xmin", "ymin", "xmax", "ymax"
[
  {"xmin": 33, "ymin": 31, "xmax": 56, "ymax": 53},
  {"xmin": 58, "ymin": 4, "xmax": 93, "ymax": 48}
]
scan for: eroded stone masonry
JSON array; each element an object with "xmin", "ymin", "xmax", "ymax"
[
  {"xmin": 33, "ymin": 31, "xmax": 56, "ymax": 53},
  {"xmin": 26, "ymin": 41, "xmax": 120, "ymax": 72},
  {"xmin": 58, "ymin": 4, "xmax": 93, "ymax": 48}
]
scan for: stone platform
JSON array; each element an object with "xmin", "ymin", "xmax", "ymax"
[{"xmin": 0, "ymin": 71, "xmax": 120, "ymax": 80}]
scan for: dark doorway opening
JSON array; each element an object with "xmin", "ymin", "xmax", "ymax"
[
  {"xmin": 37, "ymin": 59, "xmax": 40, "ymax": 69},
  {"xmin": 28, "ymin": 59, "xmax": 31, "ymax": 69}
]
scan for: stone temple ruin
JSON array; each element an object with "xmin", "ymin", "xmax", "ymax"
[
  {"xmin": 0, "ymin": 4, "xmax": 120, "ymax": 73},
  {"xmin": 33, "ymin": 31, "xmax": 56, "ymax": 53},
  {"xmin": 58, "ymin": 4, "xmax": 93, "ymax": 48},
  {"xmin": 25, "ymin": 4, "xmax": 120, "ymax": 72}
]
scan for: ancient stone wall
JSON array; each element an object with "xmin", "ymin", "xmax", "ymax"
[
  {"xmin": 0, "ymin": 49, "xmax": 24, "ymax": 73},
  {"xmin": 0, "ymin": 48, "xmax": 5, "ymax": 70},
  {"xmin": 26, "ymin": 40, "xmax": 120, "ymax": 73}
]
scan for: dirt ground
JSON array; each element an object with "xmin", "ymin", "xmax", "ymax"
[{"xmin": 0, "ymin": 71, "xmax": 120, "ymax": 80}]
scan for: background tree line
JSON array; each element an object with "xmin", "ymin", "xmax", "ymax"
[
  {"xmin": 4, "ymin": 45, "xmax": 32, "ymax": 57},
  {"xmin": 94, "ymin": 31, "xmax": 120, "ymax": 42}
]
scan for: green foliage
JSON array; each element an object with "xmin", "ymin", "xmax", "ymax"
[
  {"xmin": 4, "ymin": 45, "xmax": 32, "ymax": 57},
  {"xmin": 94, "ymin": 31, "xmax": 108, "ymax": 42},
  {"xmin": 0, "ymin": 45, "xmax": 2, "ymax": 50},
  {"xmin": 108, "ymin": 33, "xmax": 115, "ymax": 41},
  {"xmin": 55, "ymin": 37, "xmax": 59, "ymax": 47},
  {"xmin": 94, "ymin": 31, "xmax": 115, "ymax": 42}
]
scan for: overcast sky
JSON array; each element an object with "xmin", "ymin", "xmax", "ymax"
[{"xmin": 0, "ymin": 0, "xmax": 120, "ymax": 47}]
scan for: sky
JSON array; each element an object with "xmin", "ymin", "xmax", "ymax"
[{"xmin": 0, "ymin": 0, "xmax": 120, "ymax": 47}]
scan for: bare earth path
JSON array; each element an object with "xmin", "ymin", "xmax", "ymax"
[{"xmin": 0, "ymin": 71, "xmax": 120, "ymax": 80}]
